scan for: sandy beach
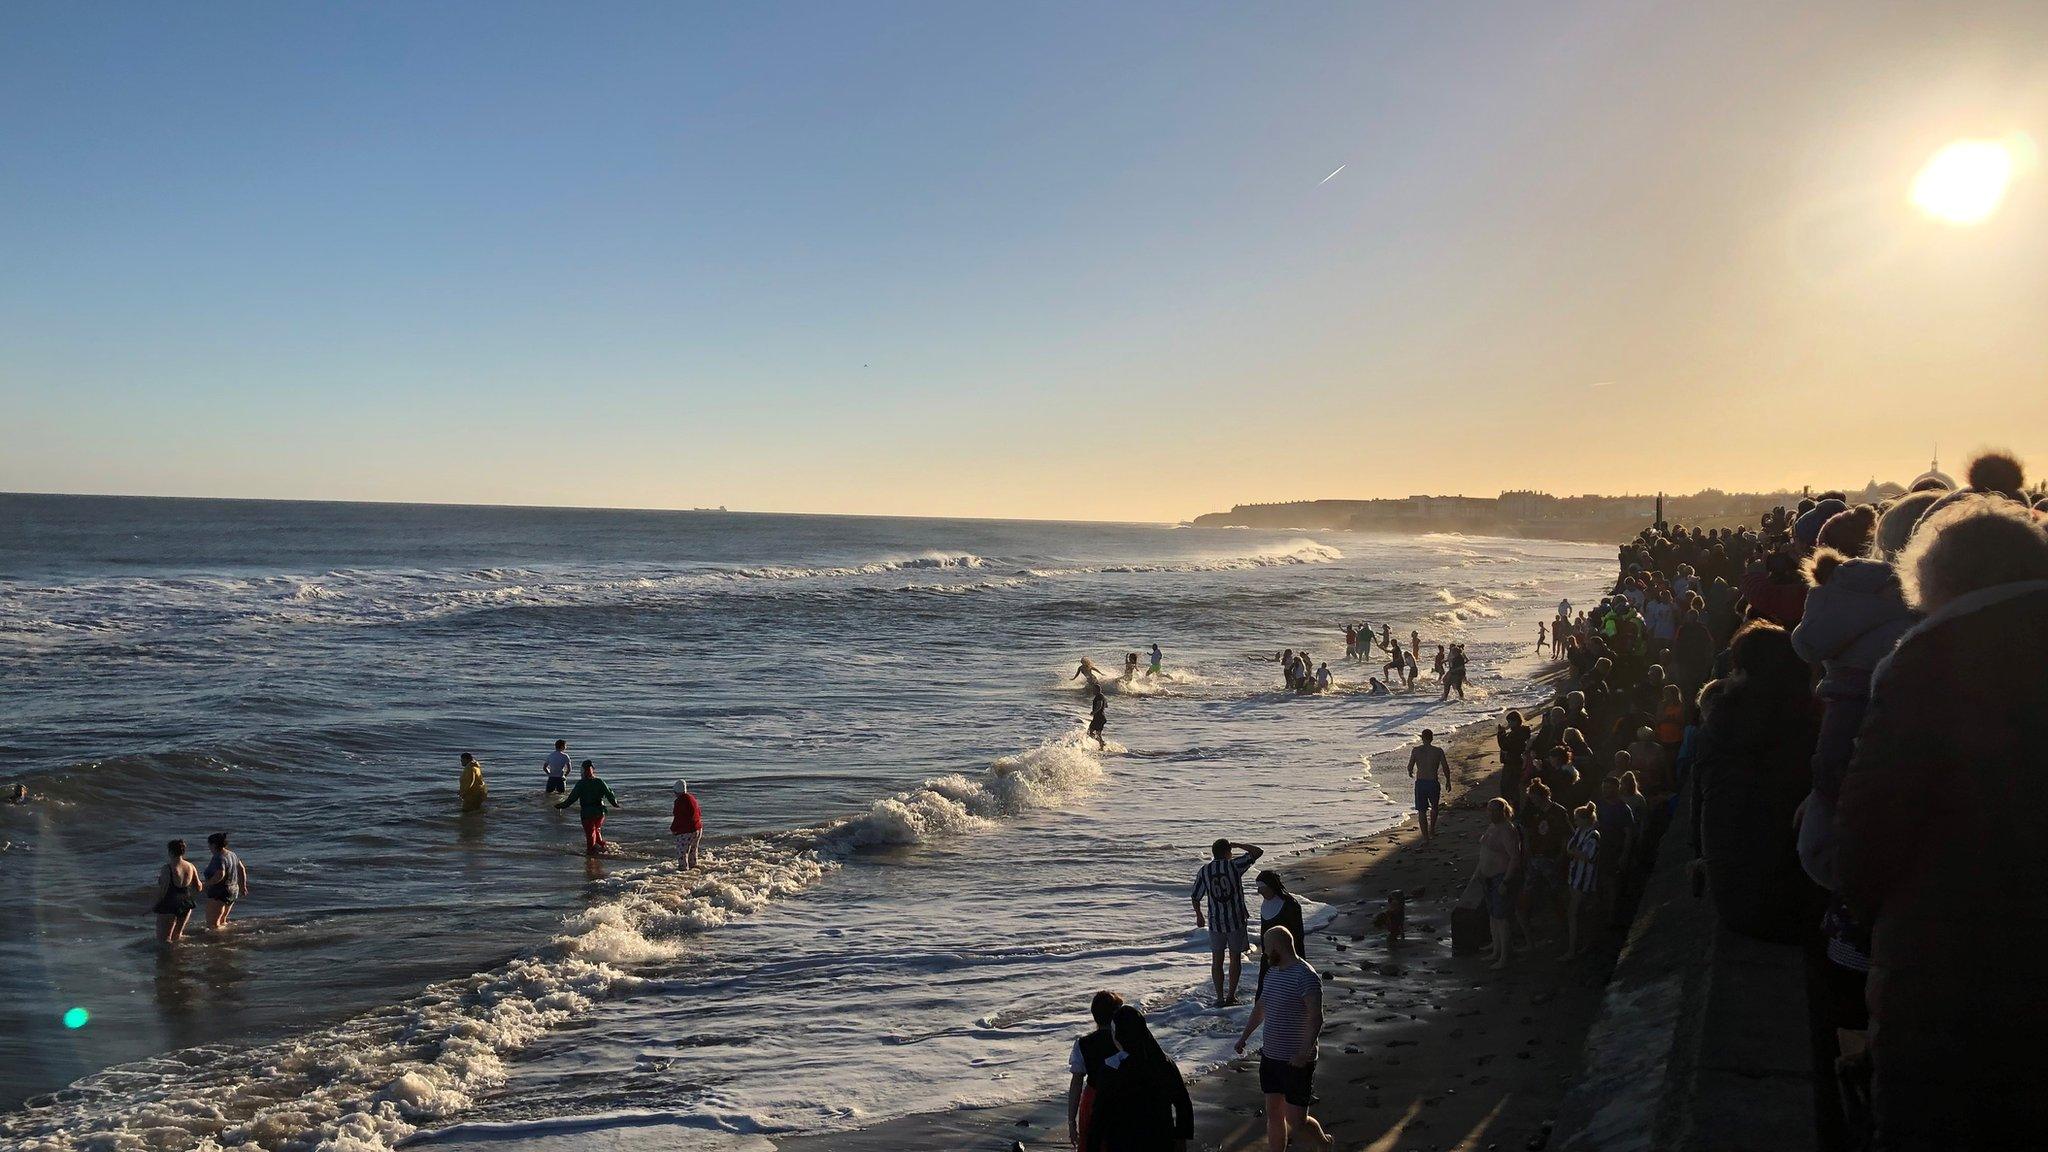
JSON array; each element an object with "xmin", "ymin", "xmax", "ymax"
[{"xmin": 773, "ymin": 705, "xmax": 1626, "ymax": 1152}]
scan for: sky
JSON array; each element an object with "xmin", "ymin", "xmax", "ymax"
[{"xmin": 3, "ymin": 1, "xmax": 2045, "ymax": 522}]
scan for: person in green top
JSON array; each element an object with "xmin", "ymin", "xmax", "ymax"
[{"xmin": 557, "ymin": 759, "xmax": 619, "ymax": 855}]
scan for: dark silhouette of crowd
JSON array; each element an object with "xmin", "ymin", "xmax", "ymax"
[{"xmin": 1503, "ymin": 450, "xmax": 2048, "ymax": 1152}]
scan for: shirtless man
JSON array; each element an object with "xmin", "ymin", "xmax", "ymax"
[{"xmin": 1407, "ymin": 729, "xmax": 1452, "ymax": 839}]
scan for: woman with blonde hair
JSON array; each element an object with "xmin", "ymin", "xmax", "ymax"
[{"xmin": 1474, "ymin": 798, "xmax": 1522, "ymax": 970}]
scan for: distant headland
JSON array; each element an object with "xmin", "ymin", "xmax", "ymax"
[{"xmin": 1189, "ymin": 476, "xmax": 1934, "ymax": 543}]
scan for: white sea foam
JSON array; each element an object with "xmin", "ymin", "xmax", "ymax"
[{"xmin": 0, "ymin": 737, "xmax": 1110, "ymax": 1152}]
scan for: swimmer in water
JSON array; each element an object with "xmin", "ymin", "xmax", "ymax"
[
  {"xmin": 1432, "ymin": 644, "xmax": 1447, "ymax": 680},
  {"xmin": 458, "ymin": 752, "xmax": 488, "ymax": 813},
  {"xmin": 6, "ymin": 783, "xmax": 25, "ymax": 804},
  {"xmin": 1315, "ymin": 662, "xmax": 1333, "ymax": 693},
  {"xmin": 1147, "ymin": 642, "xmax": 1163, "ymax": 679},
  {"xmin": 1073, "ymin": 658, "xmax": 1103, "ymax": 687},
  {"xmin": 1368, "ymin": 677, "xmax": 1391, "ymax": 696},
  {"xmin": 1088, "ymin": 685, "xmax": 1108, "ymax": 749}
]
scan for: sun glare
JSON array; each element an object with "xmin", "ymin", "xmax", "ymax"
[{"xmin": 1910, "ymin": 137, "xmax": 2022, "ymax": 225}]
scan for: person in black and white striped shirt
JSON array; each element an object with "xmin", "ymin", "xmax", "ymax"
[
  {"xmin": 1563, "ymin": 804, "xmax": 1601, "ymax": 960},
  {"xmin": 1190, "ymin": 838, "xmax": 1263, "ymax": 1005}
]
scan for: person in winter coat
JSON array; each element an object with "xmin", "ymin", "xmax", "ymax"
[
  {"xmin": 1085, "ymin": 1005, "xmax": 1194, "ymax": 1152},
  {"xmin": 1836, "ymin": 496, "xmax": 2048, "ymax": 1152},
  {"xmin": 1689, "ymin": 622, "xmax": 1824, "ymax": 944}
]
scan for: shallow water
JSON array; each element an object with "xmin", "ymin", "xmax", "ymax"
[{"xmin": 0, "ymin": 495, "xmax": 1610, "ymax": 1148}]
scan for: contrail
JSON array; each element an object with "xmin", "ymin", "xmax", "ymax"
[{"xmin": 1317, "ymin": 163, "xmax": 1346, "ymax": 186}]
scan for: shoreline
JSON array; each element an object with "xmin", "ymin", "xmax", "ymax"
[{"xmin": 772, "ymin": 700, "xmax": 1626, "ymax": 1152}]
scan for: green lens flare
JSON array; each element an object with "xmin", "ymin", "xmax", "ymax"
[{"xmin": 63, "ymin": 1007, "xmax": 90, "ymax": 1029}]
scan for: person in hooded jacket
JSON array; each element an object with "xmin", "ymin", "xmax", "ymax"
[
  {"xmin": 1688, "ymin": 622, "xmax": 1824, "ymax": 944},
  {"xmin": 1085, "ymin": 1005, "xmax": 1194, "ymax": 1152},
  {"xmin": 1836, "ymin": 496, "xmax": 2048, "ymax": 1152}
]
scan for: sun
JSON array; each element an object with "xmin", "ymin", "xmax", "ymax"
[{"xmin": 1910, "ymin": 138, "xmax": 2020, "ymax": 225}]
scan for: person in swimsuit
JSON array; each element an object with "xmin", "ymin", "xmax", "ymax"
[
  {"xmin": 1146, "ymin": 643, "xmax": 1162, "ymax": 679},
  {"xmin": 1407, "ymin": 729, "xmax": 1451, "ymax": 840},
  {"xmin": 1072, "ymin": 658, "xmax": 1103, "ymax": 689},
  {"xmin": 1124, "ymin": 652, "xmax": 1139, "ymax": 681},
  {"xmin": 543, "ymin": 739, "xmax": 571, "ymax": 794},
  {"xmin": 1403, "ymin": 649, "xmax": 1419, "ymax": 689},
  {"xmin": 557, "ymin": 761, "xmax": 620, "ymax": 855},
  {"xmin": 7, "ymin": 783, "xmax": 26, "ymax": 804},
  {"xmin": 459, "ymin": 752, "xmax": 488, "ymax": 812},
  {"xmin": 1537, "ymin": 621, "xmax": 1547, "ymax": 654},
  {"xmin": 1343, "ymin": 624, "xmax": 1357, "ymax": 662},
  {"xmin": 152, "ymin": 839, "xmax": 202, "ymax": 944},
  {"xmin": 201, "ymin": 831, "xmax": 250, "ymax": 931},
  {"xmin": 1432, "ymin": 644, "xmax": 1447, "ymax": 680},
  {"xmin": 1367, "ymin": 677, "xmax": 1390, "ymax": 696},
  {"xmin": 670, "ymin": 779, "xmax": 703, "ymax": 869},
  {"xmin": 1088, "ymin": 686, "xmax": 1108, "ymax": 749}
]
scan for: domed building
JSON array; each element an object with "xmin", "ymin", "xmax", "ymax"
[{"xmin": 1909, "ymin": 456, "xmax": 1955, "ymax": 492}]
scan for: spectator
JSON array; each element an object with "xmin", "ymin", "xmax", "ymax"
[
  {"xmin": 1690, "ymin": 622, "xmax": 1823, "ymax": 943},
  {"xmin": 1837, "ymin": 495, "xmax": 2048, "ymax": 1151},
  {"xmin": 1253, "ymin": 870, "xmax": 1307, "ymax": 998},
  {"xmin": 1085, "ymin": 1004, "xmax": 1195, "ymax": 1152},
  {"xmin": 1065, "ymin": 990, "xmax": 1123, "ymax": 1150}
]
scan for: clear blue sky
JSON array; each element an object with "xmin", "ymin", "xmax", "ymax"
[{"xmin": 5, "ymin": 2, "xmax": 2045, "ymax": 519}]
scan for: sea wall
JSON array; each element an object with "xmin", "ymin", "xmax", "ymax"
[{"xmin": 1549, "ymin": 795, "xmax": 1815, "ymax": 1151}]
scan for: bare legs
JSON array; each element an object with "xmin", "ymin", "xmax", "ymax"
[
  {"xmin": 1210, "ymin": 944, "xmax": 1243, "ymax": 1005},
  {"xmin": 1264, "ymin": 1095, "xmax": 1333, "ymax": 1152},
  {"xmin": 205, "ymin": 898, "xmax": 233, "ymax": 932},
  {"xmin": 156, "ymin": 910, "xmax": 192, "ymax": 944}
]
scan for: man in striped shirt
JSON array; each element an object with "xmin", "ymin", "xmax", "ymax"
[
  {"xmin": 1191, "ymin": 838, "xmax": 1264, "ymax": 1005},
  {"xmin": 1236, "ymin": 925, "xmax": 1332, "ymax": 1151}
]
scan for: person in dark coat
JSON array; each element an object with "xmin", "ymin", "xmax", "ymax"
[
  {"xmin": 1084, "ymin": 1005, "xmax": 1194, "ymax": 1152},
  {"xmin": 1495, "ymin": 710, "xmax": 1533, "ymax": 804},
  {"xmin": 1837, "ymin": 496, "xmax": 2048, "ymax": 1152},
  {"xmin": 1254, "ymin": 870, "xmax": 1307, "ymax": 998},
  {"xmin": 1688, "ymin": 622, "xmax": 1824, "ymax": 944}
]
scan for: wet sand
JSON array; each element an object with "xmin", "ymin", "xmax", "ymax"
[{"xmin": 775, "ymin": 706, "xmax": 1629, "ymax": 1151}]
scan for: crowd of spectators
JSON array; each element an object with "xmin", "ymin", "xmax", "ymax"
[{"xmin": 1497, "ymin": 450, "xmax": 2047, "ymax": 1152}]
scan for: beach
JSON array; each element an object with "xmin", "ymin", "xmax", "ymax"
[
  {"xmin": 768, "ymin": 709, "xmax": 1617, "ymax": 1152},
  {"xmin": 1, "ymin": 496, "xmax": 1614, "ymax": 1150}
]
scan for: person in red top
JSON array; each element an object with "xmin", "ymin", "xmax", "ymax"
[{"xmin": 670, "ymin": 780, "xmax": 703, "ymax": 870}]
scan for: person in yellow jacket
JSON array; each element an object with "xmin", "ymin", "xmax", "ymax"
[{"xmin": 459, "ymin": 752, "xmax": 488, "ymax": 812}]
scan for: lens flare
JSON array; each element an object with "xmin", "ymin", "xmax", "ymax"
[
  {"xmin": 62, "ymin": 1007, "xmax": 90, "ymax": 1029},
  {"xmin": 1910, "ymin": 137, "xmax": 2025, "ymax": 225}
]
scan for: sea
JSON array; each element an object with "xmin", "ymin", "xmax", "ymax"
[{"xmin": 0, "ymin": 494, "xmax": 1612, "ymax": 1151}]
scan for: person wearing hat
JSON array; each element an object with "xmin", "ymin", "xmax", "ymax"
[{"xmin": 670, "ymin": 779, "xmax": 704, "ymax": 870}]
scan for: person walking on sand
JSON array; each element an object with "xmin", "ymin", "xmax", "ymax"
[
  {"xmin": 1191, "ymin": 838, "xmax": 1265, "ymax": 1005},
  {"xmin": 1254, "ymin": 870, "xmax": 1307, "ymax": 998},
  {"xmin": 200, "ymin": 832, "xmax": 249, "ymax": 932},
  {"xmin": 1146, "ymin": 643, "xmax": 1162, "ymax": 680},
  {"xmin": 542, "ymin": 739, "xmax": 571, "ymax": 795},
  {"xmin": 1085, "ymin": 1005, "xmax": 1195, "ymax": 1152},
  {"xmin": 670, "ymin": 779, "xmax": 703, "ymax": 869},
  {"xmin": 151, "ymin": 839, "xmax": 202, "ymax": 944},
  {"xmin": 1235, "ymin": 926, "xmax": 1333, "ymax": 1152},
  {"xmin": 458, "ymin": 752, "xmax": 488, "ymax": 812},
  {"xmin": 1065, "ymin": 990, "xmax": 1123, "ymax": 1151},
  {"xmin": 1407, "ymin": 729, "xmax": 1451, "ymax": 840},
  {"xmin": 557, "ymin": 760, "xmax": 620, "ymax": 855},
  {"xmin": 1088, "ymin": 685, "xmax": 1109, "ymax": 749}
]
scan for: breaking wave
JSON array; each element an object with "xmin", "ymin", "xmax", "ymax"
[{"xmin": 0, "ymin": 735, "xmax": 1108, "ymax": 1152}]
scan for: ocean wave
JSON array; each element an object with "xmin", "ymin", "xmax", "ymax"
[{"xmin": 0, "ymin": 736, "xmax": 1110, "ymax": 1152}]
